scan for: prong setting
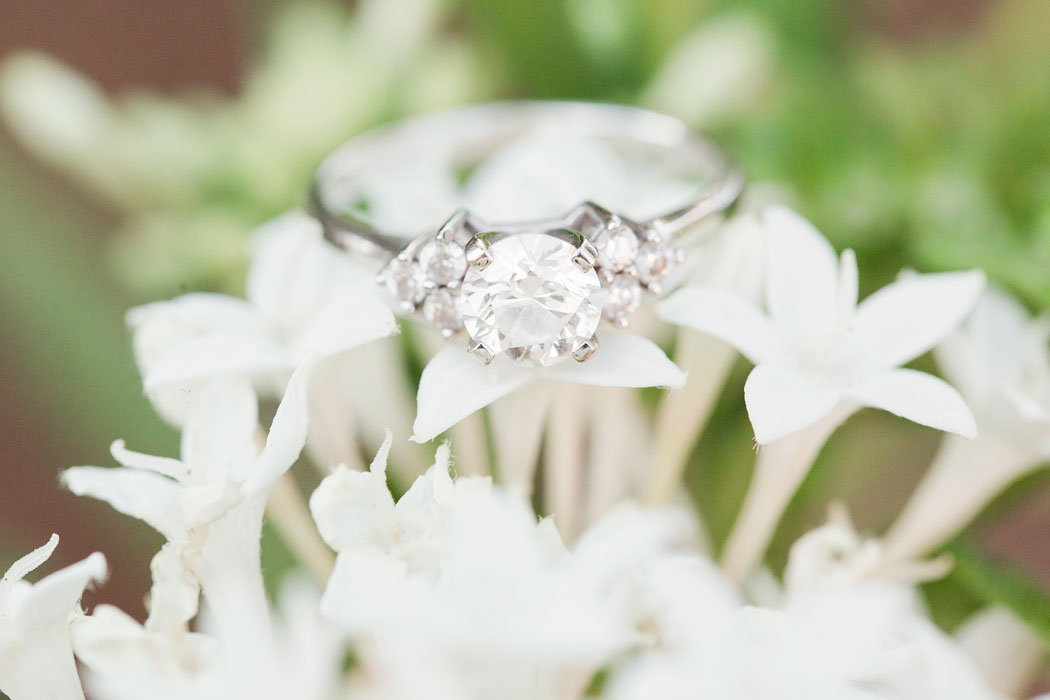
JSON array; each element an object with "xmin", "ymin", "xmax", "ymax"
[
  {"xmin": 573, "ymin": 336, "xmax": 599, "ymax": 362},
  {"xmin": 467, "ymin": 339, "xmax": 496, "ymax": 365},
  {"xmin": 465, "ymin": 237, "xmax": 494, "ymax": 270},
  {"xmin": 572, "ymin": 239, "xmax": 599, "ymax": 271}
]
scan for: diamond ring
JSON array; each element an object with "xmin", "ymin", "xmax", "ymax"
[{"xmin": 311, "ymin": 101, "xmax": 743, "ymax": 367}]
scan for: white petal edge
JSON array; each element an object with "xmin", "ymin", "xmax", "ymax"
[
  {"xmin": 62, "ymin": 467, "xmax": 185, "ymax": 540},
  {"xmin": 292, "ymin": 287, "xmax": 398, "ymax": 362},
  {"xmin": 126, "ymin": 293, "xmax": 264, "ymax": 336},
  {"xmin": 309, "ymin": 430, "xmax": 397, "ymax": 553},
  {"xmin": 13, "ymin": 551, "xmax": 107, "ymax": 634},
  {"xmin": 658, "ymin": 286, "xmax": 778, "ymax": 364},
  {"xmin": 245, "ymin": 212, "xmax": 325, "ymax": 313},
  {"xmin": 109, "ymin": 439, "xmax": 187, "ymax": 481},
  {"xmin": 411, "ymin": 347, "xmax": 531, "ymax": 443},
  {"xmin": 244, "ymin": 361, "xmax": 315, "ymax": 497},
  {"xmin": 143, "ymin": 333, "xmax": 291, "ymax": 392},
  {"xmin": 844, "ymin": 368, "xmax": 977, "ymax": 439},
  {"xmin": 1, "ymin": 534, "xmax": 59, "ymax": 594},
  {"xmin": 852, "ymin": 269, "xmax": 985, "ymax": 369},
  {"xmin": 762, "ymin": 205, "xmax": 840, "ymax": 342},
  {"xmin": 744, "ymin": 362, "xmax": 842, "ymax": 444},
  {"xmin": 542, "ymin": 334, "xmax": 687, "ymax": 389}
]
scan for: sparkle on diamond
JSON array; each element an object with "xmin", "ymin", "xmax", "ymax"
[{"xmin": 459, "ymin": 232, "xmax": 601, "ymax": 366}]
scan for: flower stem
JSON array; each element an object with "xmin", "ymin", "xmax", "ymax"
[
  {"xmin": 545, "ymin": 383, "xmax": 589, "ymax": 540},
  {"xmin": 306, "ymin": 361, "xmax": 365, "ymax": 475},
  {"xmin": 883, "ymin": 433, "xmax": 1036, "ymax": 565},
  {"xmin": 643, "ymin": 330, "xmax": 737, "ymax": 504},
  {"xmin": 490, "ymin": 383, "xmax": 553, "ymax": 492},
  {"xmin": 266, "ymin": 473, "xmax": 335, "ymax": 581},
  {"xmin": 450, "ymin": 411, "xmax": 492, "ymax": 477},
  {"xmin": 585, "ymin": 388, "xmax": 649, "ymax": 525},
  {"xmin": 721, "ymin": 405, "xmax": 854, "ymax": 582},
  {"xmin": 190, "ymin": 501, "xmax": 277, "ymax": 690}
]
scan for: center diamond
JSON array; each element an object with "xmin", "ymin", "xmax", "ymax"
[{"xmin": 459, "ymin": 231, "xmax": 602, "ymax": 366}]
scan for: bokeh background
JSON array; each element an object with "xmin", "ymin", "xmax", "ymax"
[{"xmin": 1, "ymin": 0, "xmax": 1048, "ymax": 633}]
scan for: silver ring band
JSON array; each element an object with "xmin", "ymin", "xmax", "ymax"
[{"xmin": 311, "ymin": 101, "xmax": 743, "ymax": 259}]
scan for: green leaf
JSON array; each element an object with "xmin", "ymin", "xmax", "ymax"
[{"xmin": 946, "ymin": 542, "xmax": 1050, "ymax": 649}]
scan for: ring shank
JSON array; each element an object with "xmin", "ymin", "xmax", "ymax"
[{"xmin": 312, "ymin": 101, "xmax": 743, "ymax": 257}]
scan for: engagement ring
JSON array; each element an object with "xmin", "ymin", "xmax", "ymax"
[{"xmin": 311, "ymin": 102, "xmax": 743, "ymax": 367}]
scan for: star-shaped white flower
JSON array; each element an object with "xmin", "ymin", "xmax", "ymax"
[
  {"xmin": 62, "ymin": 364, "xmax": 311, "ymax": 663},
  {"xmin": 607, "ymin": 516, "xmax": 1002, "ymax": 700},
  {"xmin": 412, "ymin": 334, "xmax": 686, "ymax": 442},
  {"xmin": 1, "ymin": 535, "xmax": 106, "ymax": 700},
  {"xmin": 128, "ymin": 212, "xmax": 396, "ymax": 423},
  {"xmin": 659, "ymin": 205, "xmax": 983, "ymax": 444},
  {"xmin": 936, "ymin": 286, "xmax": 1050, "ymax": 454},
  {"xmin": 885, "ymin": 287, "xmax": 1050, "ymax": 562}
]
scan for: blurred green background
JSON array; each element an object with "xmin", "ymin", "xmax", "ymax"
[{"xmin": 1, "ymin": 0, "xmax": 1048, "ymax": 623}]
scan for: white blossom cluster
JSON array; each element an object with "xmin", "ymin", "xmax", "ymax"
[{"xmin": 3, "ymin": 139, "xmax": 1050, "ymax": 700}]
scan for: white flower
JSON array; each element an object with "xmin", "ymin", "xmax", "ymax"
[
  {"xmin": 937, "ymin": 287, "xmax": 1050, "ymax": 444},
  {"xmin": 62, "ymin": 364, "xmax": 311, "ymax": 674},
  {"xmin": 128, "ymin": 212, "xmax": 396, "ymax": 424},
  {"xmin": 0, "ymin": 535, "xmax": 106, "ymax": 700},
  {"xmin": 659, "ymin": 205, "xmax": 983, "ymax": 445},
  {"xmin": 608, "ymin": 517, "xmax": 1002, "ymax": 700},
  {"xmin": 412, "ymin": 334, "xmax": 685, "ymax": 442},
  {"xmin": 72, "ymin": 604, "xmax": 219, "ymax": 700},
  {"xmin": 310, "ymin": 435, "xmax": 689, "ymax": 700},
  {"xmin": 774, "ymin": 520, "xmax": 1002, "ymax": 700},
  {"xmin": 73, "ymin": 570, "xmax": 345, "ymax": 700},
  {"xmin": 69, "ymin": 542, "xmax": 217, "ymax": 700},
  {"xmin": 885, "ymin": 287, "xmax": 1050, "ymax": 562}
]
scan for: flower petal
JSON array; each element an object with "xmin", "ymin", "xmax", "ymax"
[
  {"xmin": 851, "ymin": 270, "xmax": 985, "ymax": 368},
  {"xmin": 744, "ymin": 363, "xmax": 841, "ymax": 444},
  {"xmin": 844, "ymin": 368, "xmax": 977, "ymax": 438},
  {"xmin": 245, "ymin": 212, "xmax": 327, "ymax": 314},
  {"xmin": 244, "ymin": 361, "xmax": 314, "ymax": 497},
  {"xmin": 142, "ymin": 333, "xmax": 290, "ymax": 392},
  {"xmin": 144, "ymin": 544, "xmax": 200, "ymax": 632},
  {"xmin": 658, "ymin": 286, "xmax": 778, "ymax": 364},
  {"xmin": 310, "ymin": 433, "xmax": 397, "ymax": 553},
  {"xmin": 62, "ymin": 467, "xmax": 184, "ymax": 540},
  {"xmin": 13, "ymin": 551, "xmax": 107, "ymax": 635},
  {"xmin": 412, "ymin": 347, "xmax": 531, "ymax": 443},
  {"xmin": 128, "ymin": 293, "xmax": 273, "ymax": 385},
  {"xmin": 835, "ymin": 249, "xmax": 858, "ymax": 324},
  {"xmin": 110, "ymin": 439, "xmax": 187, "ymax": 481},
  {"xmin": 934, "ymin": 286, "xmax": 1033, "ymax": 399},
  {"xmin": 292, "ymin": 283, "xmax": 398, "ymax": 362},
  {"xmin": 543, "ymin": 334, "xmax": 686, "ymax": 389},
  {"xmin": 762, "ymin": 205, "xmax": 841, "ymax": 341},
  {"xmin": 180, "ymin": 377, "xmax": 259, "ymax": 484},
  {"xmin": 1, "ymin": 534, "xmax": 59, "ymax": 593}
]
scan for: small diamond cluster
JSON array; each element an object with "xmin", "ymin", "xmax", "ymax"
[
  {"xmin": 379, "ymin": 237, "xmax": 467, "ymax": 337},
  {"xmin": 591, "ymin": 217, "xmax": 683, "ymax": 327}
]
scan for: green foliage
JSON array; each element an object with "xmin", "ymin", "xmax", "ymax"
[{"xmin": 945, "ymin": 543, "xmax": 1050, "ymax": 649}]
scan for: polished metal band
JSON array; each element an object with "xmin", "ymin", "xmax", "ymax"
[{"xmin": 310, "ymin": 101, "xmax": 744, "ymax": 260}]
